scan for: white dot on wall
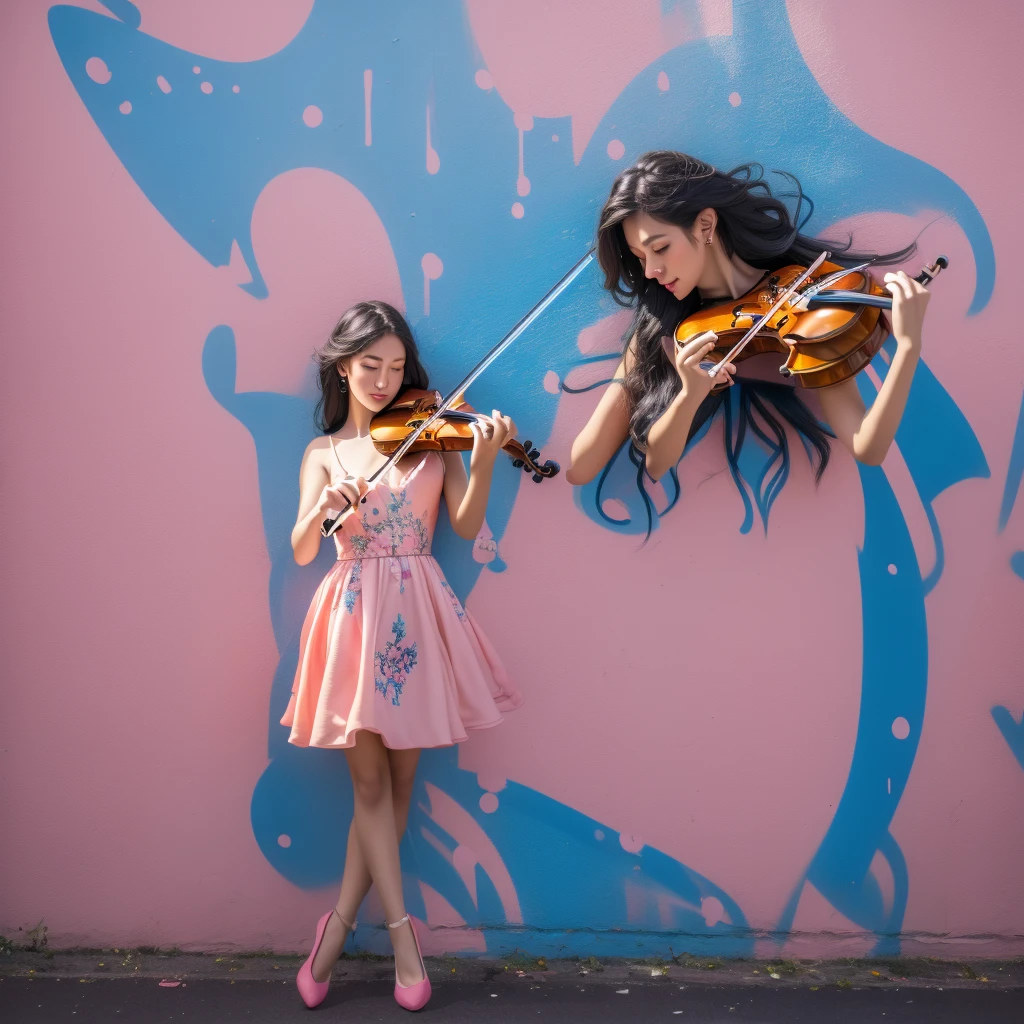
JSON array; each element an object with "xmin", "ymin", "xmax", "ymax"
[
  {"xmin": 200, "ymin": 81, "xmax": 213, "ymax": 95},
  {"xmin": 479, "ymin": 793, "xmax": 499, "ymax": 814},
  {"xmin": 728, "ymin": 92, "xmax": 742, "ymax": 106},
  {"xmin": 192, "ymin": 65, "xmax": 201, "ymax": 74},
  {"xmin": 232, "ymin": 85, "xmax": 240, "ymax": 94},
  {"xmin": 887, "ymin": 564, "xmax": 898, "ymax": 575},
  {"xmin": 891, "ymin": 717, "xmax": 910, "ymax": 740},
  {"xmin": 277, "ymin": 834, "xmax": 292, "ymax": 848},
  {"xmin": 303, "ymin": 104, "xmax": 323, "ymax": 128},
  {"xmin": 119, "ymin": 100, "xmax": 132, "ymax": 115},
  {"xmin": 543, "ymin": 370, "xmax": 560, "ymax": 394},
  {"xmin": 594, "ymin": 829, "xmax": 605, "ymax": 841}
]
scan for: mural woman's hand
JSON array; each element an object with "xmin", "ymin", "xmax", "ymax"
[
  {"xmin": 673, "ymin": 330, "xmax": 734, "ymax": 398},
  {"xmin": 884, "ymin": 270, "xmax": 930, "ymax": 350}
]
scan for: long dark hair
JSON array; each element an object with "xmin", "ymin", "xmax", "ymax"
[
  {"xmin": 314, "ymin": 300, "xmax": 429, "ymax": 434},
  {"xmin": 597, "ymin": 151, "xmax": 915, "ymax": 482}
]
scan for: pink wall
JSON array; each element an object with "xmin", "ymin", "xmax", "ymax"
[{"xmin": 1, "ymin": 0, "xmax": 1022, "ymax": 957}]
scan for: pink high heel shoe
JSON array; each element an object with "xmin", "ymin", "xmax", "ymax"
[
  {"xmin": 296, "ymin": 909, "xmax": 355, "ymax": 1009},
  {"xmin": 388, "ymin": 914, "xmax": 431, "ymax": 1011}
]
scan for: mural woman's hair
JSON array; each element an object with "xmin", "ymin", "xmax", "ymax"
[
  {"xmin": 576, "ymin": 150, "xmax": 918, "ymax": 537},
  {"xmin": 314, "ymin": 300, "xmax": 429, "ymax": 434},
  {"xmin": 596, "ymin": 150, "xmax": 917, "ymax": 456}
]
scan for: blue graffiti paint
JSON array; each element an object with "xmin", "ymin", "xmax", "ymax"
[
  {"xmin": 48, "ymin": 0, "xmax": 994, "ymax": 955},
  {"xmin": 857, "ymin": 340, "xmax": 990, "ymax": 596},
  {"xmin": 776, "ymin": 465, "xmax": 926, "ymax": 956},
  {"xmin": 1011, "ymin": 551, "xmax": 1024, "ymax": 581},
  {"xmin": 991, "ymin": 706, "xmax": 1024, "ymax": 772},
  {"xmin": 998, "ymin": 392, "xmax": 1024, "ymax": 532}
]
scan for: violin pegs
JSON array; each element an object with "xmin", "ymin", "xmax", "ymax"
[
  {"xmin": 521, "ymin": 439, "xmax": 532, "ymax": 452},
  {"xmin": 530, "ymin": 448, "xmax": 541, "ymax": 461},
  {"xmin": 532, "ymin": 473, "xmax": 543, "ymax": 483},
  {"xmin": 511, "ymin": 459, "xmax": 524, "ymax": 469}
]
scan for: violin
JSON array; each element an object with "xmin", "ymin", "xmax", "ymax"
[
  {"xmin": 369, "ymin": 389, "xmax": 560, "ymax": 481},
  {"xmin": 675, "ymin": 254, "xmax": 948, "ymax": 390}
]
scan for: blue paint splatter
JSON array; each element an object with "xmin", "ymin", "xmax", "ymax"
[{"xmin": 991, "ymin": 706, "xmax": 1024, "ymax": 772}]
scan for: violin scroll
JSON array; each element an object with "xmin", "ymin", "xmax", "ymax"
[{"xmin": 509, "ymin": 438, "xmax": 560, "ymax": 482}]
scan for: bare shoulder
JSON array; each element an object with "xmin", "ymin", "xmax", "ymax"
[{"xmin": 302, "ymin": 435, "xmax": 333, "ymax": 470}]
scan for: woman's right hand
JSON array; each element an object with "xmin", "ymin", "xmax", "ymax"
[
  {"xmin": 318, "ymin": 476, "xmax": 368, "ymax": 515},
  {"xmin": 673, "ymin": 330, "xmax": 734, "ymax": 398}
]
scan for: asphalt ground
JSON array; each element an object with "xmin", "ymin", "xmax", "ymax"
[{"xmin": 3, "ymin": 951, "xmax": 1022, "ymax": 1023}]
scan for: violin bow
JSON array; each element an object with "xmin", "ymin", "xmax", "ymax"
[
  {"xmin": 706, "ymin": 250, "xmax": 830, "ymax": 378},
  {"xmin": 321, "ymin": 246, "xmax": 596, "ymax": 537},
  {"xmin": 804, "ymin": 254, "xmax": 949, "ymax": 309}
]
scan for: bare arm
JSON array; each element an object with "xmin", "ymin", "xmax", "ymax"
[
  {"xmin": 565, "ymin": 356, "xmax": 631, "ymax": 486},
  {"xmin": 441, "ymin": 411, "xmax": 516, "ymax": 540},
  {"xmin": 567, "ymin": 329, "xmax": 736, "ymax": 484},
  {"xmin": 816, "ymin": 270, "xmax": 930, "ymax": 466},
  {"xmin": 290, "ymin": 441, "xmax": 365, "ymax": 566},
  {"xmin": 644, "ymin": 331, "xmax": 734, "ymax": 481}
]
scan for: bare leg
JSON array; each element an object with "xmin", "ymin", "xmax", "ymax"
[
  {"xmin": 311, "ymin": 745, "xmax": 420, "ymax": 981},
  {"xmin": 314, "ymin": 734, "xmax": 424, "ymax": 986}
]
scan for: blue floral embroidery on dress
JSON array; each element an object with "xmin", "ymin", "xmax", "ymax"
[
  {"xmin": 361, "ymin": 487, "xmax": 429, "ymax": 555},
  {"xmin": 374, "ymin": 613, "xmax": 418, "ymax": 706},
  {"xmin": 341, "ymin": 559, "xmax": 362, "ymax": 614},
  {"xmin": 440, "ymin": 580, "xmax": 467, "ymax": 622}
]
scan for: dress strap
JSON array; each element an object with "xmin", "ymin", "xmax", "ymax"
[{"xmin": 328, "ymin": 434, "xmax": 347, "ymax": 479}]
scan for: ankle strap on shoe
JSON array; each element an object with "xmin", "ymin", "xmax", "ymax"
[
  {"xmin": 333, "ymin": 909, "xmax": 356, "ymax": 931},
  {"xmin": 386, "ymin": 915, "xmax": 410, "ymax": 930}
]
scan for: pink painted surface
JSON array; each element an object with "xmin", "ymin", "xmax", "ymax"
[
  {"xmin": 0, "ymin": 0, "xmax": 1022, "ymax": 956},
  {"xmin": 786, "ymin": 0, "xmax": 1024, "ymax": 944}
]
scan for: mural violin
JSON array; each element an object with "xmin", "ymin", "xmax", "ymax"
[
  {"xmin": 321, "ymin": 247, "xmax": 595, "ymax": 537},
  {"xmin": 676, "ymin": 252, "xmax": 949, "ymax": 391}
]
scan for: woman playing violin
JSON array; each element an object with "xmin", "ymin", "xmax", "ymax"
[
  {"xmin": 566, "ymin": 151, "xmax": 933, "ymax": 489},
  {"xmin": 286, "ymin": 300, "xmax": 522, "ymax": 1012}
]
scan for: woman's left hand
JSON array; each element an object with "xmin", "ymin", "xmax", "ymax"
[
  {"xmin": 884, "ymin": 270, "xmax": 930, "ymax": 350},
  {"xmin": 469, "ymin": 409, "xmax": 516, "ymax": 472}
]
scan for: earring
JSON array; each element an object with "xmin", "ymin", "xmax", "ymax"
[
  {"xmin": 339, "ymin": 376, "xmax": 348, "ymax": 393},
  {"xmin": 705, "ymin": 234, "xmax": 713, "ymax": 246}
]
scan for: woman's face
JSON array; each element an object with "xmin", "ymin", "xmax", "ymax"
[
  {"xmin": 622, "ymin": 210, "xmax": 711, "ymax": 301},
  {"xmin": 340, "ymin": 332, "xmax": 407, "ymax": 412}
]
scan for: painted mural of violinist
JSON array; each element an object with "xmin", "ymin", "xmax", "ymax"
[{"xmin": 565, "ymin": 150, "xmax": 944, "ymax": 529}]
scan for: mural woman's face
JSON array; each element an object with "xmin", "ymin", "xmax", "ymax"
[
  {"xmin": 340, "ymin": 332, "xmax": 407, "ymax": 414},
  {"xmin": 622, "ymin": 210, "xmax": 712, "ymax": 301}
]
